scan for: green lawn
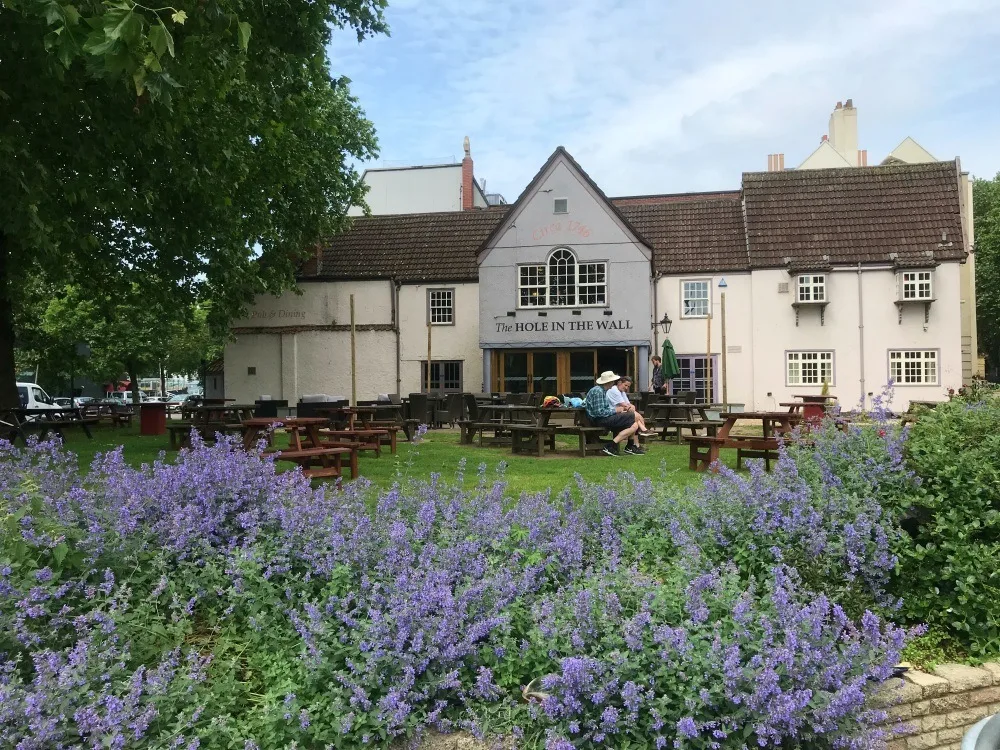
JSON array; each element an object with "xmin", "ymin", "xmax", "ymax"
[{"xmin": 57, "ymin": 425, "xmax": 725, "ymax": 494}]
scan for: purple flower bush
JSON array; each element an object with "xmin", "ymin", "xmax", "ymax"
[{"xmin": 0, "ymin": 408, "xmax": 921, "ymax": 748}]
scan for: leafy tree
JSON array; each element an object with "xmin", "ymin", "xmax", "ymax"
[
  {"xmin": 974, "ymin": 173, "xmax": 1000, "ymax": 379},
  {"xmin": 0, "ymin": 1, "xmax": 386, "ymax": 407}
]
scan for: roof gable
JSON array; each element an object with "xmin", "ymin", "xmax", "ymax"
[
  {"xmin": 798, "ymin": 140, "xmax": 853, "ymax": 169},
  {"xmin": 477, "ymin": 147, "xmax": 653, "ymax": 262}
]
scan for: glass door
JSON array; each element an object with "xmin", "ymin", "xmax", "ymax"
[
  {"xmin": 568, "ymin": 351, "xmax": 597, "ymax": 397},
  {"xmin": 673, "ymin": 356, "xmax": 717, "ymax": 403},
  {"xmin": 531, "ymin": 352, "xmax": 558, "ymax": 396}
]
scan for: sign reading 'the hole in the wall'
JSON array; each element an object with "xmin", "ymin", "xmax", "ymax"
[{"xmin": 495, "ymin": 319, "xmax": 633, "ymax": 333}]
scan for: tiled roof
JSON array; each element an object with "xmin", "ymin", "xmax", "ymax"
[
  {"xmin": 615, "ymin": 198, "xmax": 749, "ymax": 273},
  {"xmin": 309, "ymin": 206, "xmax": 508, "ymax": 282},
  {"xmin": 742, "ymin": 161, "xmax": 966, "ymax": 269},
  {"xmin": 304, "ymin": 160, "xmax": 966, "ymax": 283}
]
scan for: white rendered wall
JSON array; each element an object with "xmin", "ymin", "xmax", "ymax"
[{"xmin": 349, "ymin": 166, "xmax": 463, "ymax": 216}]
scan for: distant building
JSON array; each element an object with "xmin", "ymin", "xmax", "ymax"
[
  {"xmin": 226, "ymin": 137, "xmax": 976, "ymax": 411},
  {"xmin": 349, "ymin": 137, "xmax": 504, "ymax": 216}
]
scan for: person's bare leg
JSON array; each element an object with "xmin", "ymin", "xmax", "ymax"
[{"xmin": 613, "ymin": 425, "xmax": 633, "ymax": 445}]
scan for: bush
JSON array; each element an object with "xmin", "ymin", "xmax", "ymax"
[
  {"xmin": 894, "ymin": 398, "xmax": 1000, "ymax": 655},
  {"xmin": 0, "ymin": 428, "xmax": 914, "ymax": 748}
]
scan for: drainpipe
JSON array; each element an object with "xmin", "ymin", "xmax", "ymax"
[
  {"xmin": 857, "ymin": 263, "xmax": 865, "ymax": 407},
  {"xmin": 392, "ymin": 279, "xmax": 401, "ymax": 395}
]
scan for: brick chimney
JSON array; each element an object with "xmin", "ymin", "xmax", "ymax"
[
  {"xmin": 767, "ymin": 153, "xmax": 785, "ymax": 171},
  {"xmin": 461, "ymin": 136, "xmax": 474, "ymax": 210}
]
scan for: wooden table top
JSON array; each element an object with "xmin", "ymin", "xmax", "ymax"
[
  {"xmin": 721, "ymin": 411, "xmax": 803, "ymax": 421},
  {"xmin": 242, "ymin": 417, "xmax": 329, "ymax": 427}
]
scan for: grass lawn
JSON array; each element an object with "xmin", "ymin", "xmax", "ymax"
[{"xmin": 55, "ymin": 424, "xmax": 728, "ymax": 494}]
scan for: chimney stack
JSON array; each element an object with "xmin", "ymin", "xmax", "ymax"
[
  {"xmin": 828, "ymin": 98, "xmax": 858, "ymax": 166},
  {"xmin": 461, "ymin": 136, "xmax": 474, "ymax": 210},
  {"xmin": 767, "ymin": 153, "xmax": 785, "ymax": 171}
]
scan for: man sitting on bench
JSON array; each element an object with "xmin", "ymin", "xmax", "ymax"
[
  {"xmin": 606, "ymin": 376, "xmax": 656, "ymax": 438},
  {"xmin": 585, "ymin": 371, "xmax": 643, "ymax": 456}
]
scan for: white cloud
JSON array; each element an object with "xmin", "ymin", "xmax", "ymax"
[{"xmin": 329, "ymin": 0, "xmax": 1000, "ymax": 196}]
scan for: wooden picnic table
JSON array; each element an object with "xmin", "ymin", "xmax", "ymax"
[
  {"xmin": 0, "ymin": 407, "xmax": 99, "ymax": 442},
  {"xmin": 241, "ymin": 417, "xmax": 358, "ymax": 480},
  {"xmin": 646, "ymin": 402, "xmax": 724, "ymax": 444},
  {"xmin": 181, "ymin": 403, "xmax": 256, "ymax": 422},
  {"xmin": 687, "ymin": 411, "xmax": 803, "ymax": 472}
]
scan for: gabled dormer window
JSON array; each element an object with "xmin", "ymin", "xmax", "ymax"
[
  {"xmin": 898, "ymin": 270, "xmax": 933, "ymax": 301},
  {"xmin": 797, "ymin": 274, "xmax": 826, "ymax": 303}
]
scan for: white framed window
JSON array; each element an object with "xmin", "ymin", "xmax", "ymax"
[
  {"xmin": 421, "ymin": 361, "xmax": 463, "ymax": 392},
  {"xmin": 900, "ymin": 271, "xmax": 933, "ymax": 300},
  {"xmin": 516, "ymin": 248, "xmax": 607, "ymax": 309},
  {"xmin": 548, "ymin": 248, "xmax": 576, "ymax": 306},
  {"xmin": 519, "ymin": 265, "xmax": 547, "ymax": 307},
  {"xmin": 577, "ymin": 262, "xmax": 606, "ymax": 305},
  {"xmin": 428, "ymin": 288, "xmax": 454, "ymax": 325},
  {"xmin": 786, "ymin": 351, "xmax": 834, "ymax": 386},
  {"xmin": 681, "ymin": 280, "xmax": 710, "ymax": 318},
  {"xmin": 889, "ymin": 350, "xmax": 938, "ymax": 385},
  {"xmin": 797, "ymin": 274, "xmax": 826, "ymax": 303},
  {"xmin": 553, "ymin": 198, "xmax": 568, "ymax": 214}
]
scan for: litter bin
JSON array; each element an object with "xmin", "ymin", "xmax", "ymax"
[{"xmin": 139, "ymin": 402, "xmax": 168, "ymax": 436}]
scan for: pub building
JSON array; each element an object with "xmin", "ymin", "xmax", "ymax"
[{"xmin": 226, "ymin": 139, "xmax": 978, "ymax": 412}]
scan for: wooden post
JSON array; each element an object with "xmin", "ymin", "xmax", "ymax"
[
  {"xmin": 350, "ymin": 294, "xmax": 357, "ymax": 406},
  {"xmin": 706, "ymin": 312, "xmax": 712, "ymax": 403},
  {"xmin": 720, "ymin": 292, "xmax": 728, "ymax": 405},
  {"xmin": 426, "ymin": 321, "xmax": 432, "ymax": 393}
]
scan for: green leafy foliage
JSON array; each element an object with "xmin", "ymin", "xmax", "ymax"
[
  {"xmin": 974, "ymin": 173, "xmax": 1000, "ymax": 377},
  {"xmin": 0, "ymin": 1, "xmax": 387, "ymax": 406},
  {"xmin": 894, "ymin": 397, "xmax": 1000, "ymax": 655}
]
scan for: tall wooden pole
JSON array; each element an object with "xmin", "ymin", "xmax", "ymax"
[
  {"xmin": 706, "ymin": 312, "xmax": 712, "ymax": 403},
  {"xmin": 426, "ymin": 322, "xmax": 432, "ymax": 392},
  {"xmin": 720, "ymin": 292, "xmax": 728, "ymax": 405},
  {"xmin": 350, "ymin": 294, "xmax": 357, "ymax": 405}
]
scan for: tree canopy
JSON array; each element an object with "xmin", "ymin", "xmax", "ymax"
[
  {"xmin": 0, "ymin": 0, "xmax": 387, "ymax": 407},
  {"xmin": 973, "ymin": 173, "xmax": 1000, "ymax": 379}
]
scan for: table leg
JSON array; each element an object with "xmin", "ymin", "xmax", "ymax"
[
  {"xmin": 80, "ymin": 420, "xmax": 93, "ymax": 439},
  {"xmin": 348, "ymin": 448, "xmax": 358, "ymax": 479},
  {"xmin": 389, "ymin": 430, "xmax": 397, "ymax": 454}
]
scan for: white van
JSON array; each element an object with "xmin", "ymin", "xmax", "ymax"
[{"xmin": 16, "ymin": 382, "xmax": 62, "ymax": 411}]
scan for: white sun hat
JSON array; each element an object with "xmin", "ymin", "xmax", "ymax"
[{"xmin": 595, "ymin": 370, "xmax": 620, "ymax": 385}]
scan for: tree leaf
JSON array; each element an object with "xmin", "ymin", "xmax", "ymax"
[
  {"xmin": 103, "ymin": 8, "xmax": 130, "ymax": 39},
  {"xmin": 62, "ymin": 4, "xmax": 81, "ymax": 25},
  {"xmin": 171, "ymin": 10, "xmax": 187, "ymax": 25},
  {"xmin": 237, "ymin": 20, "xmax": 251, "ymax": 51},
  {"xmin": 150, "ymin": 22, "xmax": 174, "ymax": 58}
]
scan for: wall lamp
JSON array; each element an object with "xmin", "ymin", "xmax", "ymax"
[{"xmin": 657, "ymin": 313, "xmax": 673, "ymax": 334}]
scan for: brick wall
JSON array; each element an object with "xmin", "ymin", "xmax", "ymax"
[{"xmin": 881, "ymin": 661, "xmax": 1000, "ymax": 750}]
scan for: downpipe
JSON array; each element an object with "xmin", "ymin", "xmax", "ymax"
[{"xmin": 857, "ymin": 263, "xmax": 865, "ymax": 408}]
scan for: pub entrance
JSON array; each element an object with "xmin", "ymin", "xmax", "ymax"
[{"xmin": 492, "ymin": 347, "xmax": 635, "ymax": 396}]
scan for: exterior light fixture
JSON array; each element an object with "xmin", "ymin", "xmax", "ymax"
[
  {"xmin": 658, "ymin": 313, "xmax": 673, "ymax": 334},
  {"xmin": 718, "ymin": 278, "xmax": 728, "ymax": 288}
]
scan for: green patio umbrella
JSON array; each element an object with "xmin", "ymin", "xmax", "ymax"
[{"xmin": 661, "ymin": 338, "xmax": 681, "ymax": 380}]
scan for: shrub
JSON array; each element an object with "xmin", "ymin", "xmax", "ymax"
[
  {"xmin": 0, "ymin": 427, "xmax": 915, "ymax": 748},
  {"xmin": 895, "ymin": 398, "xmax": 1000, "ymax": 655}
]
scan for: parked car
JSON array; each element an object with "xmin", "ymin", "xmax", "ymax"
[
  {"xmin": 74, "ymin": 396, "xmax": 96, "ymax": 407},
  {"xmin": 52, "ymin": 397, "xmax": 74, "ymax": 408},
  {"xmin": 16, "ymin": 382, "xmax": 62, "ymax": 411}
]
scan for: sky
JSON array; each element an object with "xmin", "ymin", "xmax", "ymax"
[{"xmin": 327, "ymin": 0, "xmax": 1000, "ymax": 199}]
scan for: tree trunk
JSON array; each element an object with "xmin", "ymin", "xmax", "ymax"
[
  {"xmin": 128, "ymin": 362, "xmax": 141, "ymax": 406},
  {"xmin": 159, "ymin": 361, "xmax": 166, "ymax": 397},
  {"xmin": 0, "ymin": 232, "xmax": 20, "ymax": 409}
]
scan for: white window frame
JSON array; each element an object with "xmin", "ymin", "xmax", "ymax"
[
  {"xmin": 681, "ymin": 279, "xmax": 711, "ymax": 318},
  {"xmin": 899, "ymin": 270, "xmax": 933, "ymax": 301},
  {"xmin": 796, "ymin": 274, "xmax": 827, "ymax": 303},
  {"xmin": 427, "ymin": 288, "xmax": 455, "ymax": 325},
  {"xmin": 786, "ymin": 351, "xmax": 834, "ymax": 387},
  {"xmin": 553, "ymin": 197, "xmax": 568, "ymax": 214},
  {"xmin": 515, "ymin": 248, "xmax": 607, "ymax": 309},
  {"xmin": 889, "ymin": 349, "xmax": 939, "ymax": 386}
]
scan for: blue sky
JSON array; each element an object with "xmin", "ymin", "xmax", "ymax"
[{"xmin": 328, "ymin": 0, "xmax": 1000, "ymax": 199}]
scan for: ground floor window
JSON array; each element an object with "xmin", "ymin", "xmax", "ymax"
[
  {"xmin": 889, "ymin": 349, "xmax": 938, "ymax": 385},
  {"xmin": 421, "ymin": 360, "xmax": 463, "ymax": 392},
  {"xmin": 671, "ymin": 355, "xmax": 717, "ymax": 403},
  {"xmin": 786, "ymin": 350, "xmax": 834, "ymax": 386}
]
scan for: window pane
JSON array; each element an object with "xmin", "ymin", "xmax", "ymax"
[
  {"xmin": 548, "ymin": 249, "xmax": 576, "ymax": 306},
  {"xmin": 429, "ymin": 290, "xmax": 453, "ymax": 324},
  {"xmin": 519, "ymin": 265, "xmax": 547, "ymax": 307},
  {"xmin": 682, "ymin": 281, "xmax": 709, "ymax": 317}
]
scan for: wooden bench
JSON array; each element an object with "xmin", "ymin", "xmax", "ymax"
[
  {"xmin": 510, "ymin": 424, "xmax": 557, "ymax": 457},
  {"xmin": 687, "ymin": 435, "xmax": 782, "ymax": 471},
  {"xmin": 660, "ymin": 419, "xmax": 725, "ymax": 445},
  {"xmin": 168, "ymin": 422, "xmax": 241, "ymax": 450},
  {"xmin": 265, "ymin": 446, "xmax": 357, "ymax": 480},
  {"xmin": 320, "ymin": 428, "xmax": 395, "ymax": 457},
  {"xmin": 19, "ymin": 418, "xmax": 100, "ymax": 441}
]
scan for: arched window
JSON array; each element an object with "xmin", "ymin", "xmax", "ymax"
[{"xmin": 548, "ymin": 248, "xmax": 576, "ymax": 306}]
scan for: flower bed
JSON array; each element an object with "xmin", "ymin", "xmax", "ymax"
[{"xmin": 1, "ymin": 393, "xmax": 985, "ymax": 749}]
